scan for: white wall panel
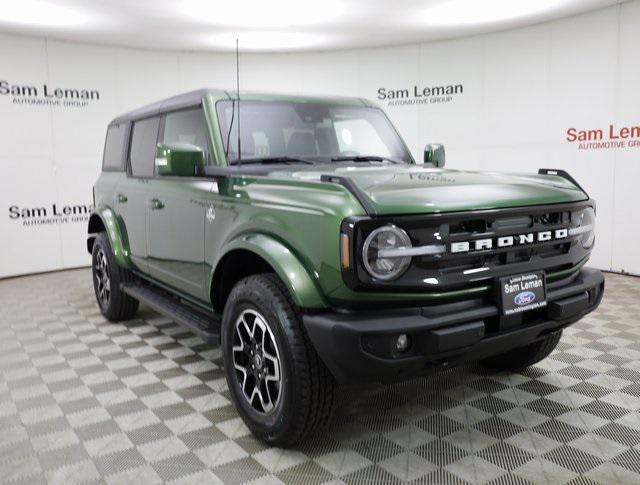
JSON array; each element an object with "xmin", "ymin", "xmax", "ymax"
[
  {"xmin": 177, "ymin": 52, "xmax": 236, "ymax": 92},
  {"xmin": 0, "ymin": 34, "xmax": 62, "ymax": 278},
  {"xmin": 417, "ymin": 36, "xmax": 484, "ymax": 170},
  {"xmin": 241, "ymin": 53, "xmax": 305, "ymax": 93},
  {"xmin": 1, "ymin": 156, "xmax": 63, "ymax": 277},
  {"xmin": 46, "ymin": 40, "xmax": 118, "ymax": 161},
  {"xmin": 359, "ymin": 45, "xmax": 422, "ymax": 156},
  {"xmin": 0, "ymin": 1, "xmax": 638, "ymax": 278},
  {"xmin": 54, "ymin": 162, "xmax": 100, "ymax": 269},
  {"xmin": 301, "ymin": 50, "xmax": 359, "ymax": 97},
  {"xmin": 611, "ymin": 0, "xmax": 640, "ymax": 275},
  {"xmin": 42, "ymin": 41, "xmax": 118, "ymax": 273},
  {"xmin": 0, "ymin": 34, "xmax": 53, "ymax": 159},
  {"xmin": 114, "ymin": 49, "xmax": 179, "ymax": 114},
  {"xmin": 547, "ymin": 8, "xmax": 620, "ymax": 271},
  {"xmin": 481, "ymin": 24, "xmax": 552, "ymax": 150}
]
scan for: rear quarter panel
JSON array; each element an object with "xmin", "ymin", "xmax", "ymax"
[{"xmin": 90, "ymin": 172, "xmax": 132, "ymax": 268}]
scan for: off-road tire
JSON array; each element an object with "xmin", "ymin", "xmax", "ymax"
[
  {"xmin": 481, "ymin": 330, "xmax": 562, "ymax": 371},
  {"xmin": 91, "ymin": 232, "xmax": 139, "ymax": 321},
  {"xmin": 221, "ymin": 273, "xmax": 335, "ymax": 447}
]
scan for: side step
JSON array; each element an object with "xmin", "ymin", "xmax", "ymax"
[{"xmin": 121, "ymin": 283, "xmax": 221, "ymax": 345}]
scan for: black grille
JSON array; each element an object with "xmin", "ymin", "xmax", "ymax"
[{"xmin": 341, "ymin": 200, "xmax": 593, "ymax": 296}]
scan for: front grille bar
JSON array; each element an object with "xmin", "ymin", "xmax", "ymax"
[{"xmin": 378, "ymin": 244, "xmax": 446, "ymax": 258}]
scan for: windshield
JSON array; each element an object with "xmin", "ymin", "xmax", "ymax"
[{"xmin": 216, "ymin": 100, "xmax": 413, "ymax": 164}]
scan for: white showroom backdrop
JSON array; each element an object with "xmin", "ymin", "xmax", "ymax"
[{"xmin": 0, "ymin": 1, "xmax": 638, "ymax": 278}]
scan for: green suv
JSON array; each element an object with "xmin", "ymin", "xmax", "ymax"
[{"xmin": 88, "ymin": 89, "xmax": 604, "ymax": 445}]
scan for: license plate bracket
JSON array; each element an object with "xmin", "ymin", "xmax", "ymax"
[{"xmin": 499, "ymin": 271, "xmax": 547, "ymax": 316}]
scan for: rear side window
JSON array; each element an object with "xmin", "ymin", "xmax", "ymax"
[
  {"xmin": 161, "ymin": 108, "xmax": 211, "ymax": 165},
  {"xmin": 129, "ymin": 117, "xmax": 160, "ymax": 177},
  {"xmin": 102, "ymin": 123, "xmax": 127, "ymax": 170}
]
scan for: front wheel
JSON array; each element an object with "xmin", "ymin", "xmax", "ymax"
[
  {"xmin": 91, "ymin": 232, "xmax": 139, "ymax": 322},
  {"xmin": 481, "ymin": 330, "xmax": 562, "ymax": 371},
  {"xmin": 221, "ymin": 273, "xmax": 335, "ymax": 447}
]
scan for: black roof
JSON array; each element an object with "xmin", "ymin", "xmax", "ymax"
[
  {"xmin": 109, "ymin": 89, "xmax": 228, "ymax": 125},
  {"xmin": 108, "ymin": 88, "xmax": 373, "ymax": 126}
]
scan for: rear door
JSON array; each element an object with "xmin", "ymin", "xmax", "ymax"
[
  {"xmin": 97, "ymin": 122, "xmax": 127, "ymax": 210},
  {"xmin": 146, "ymin": 107, "xmax": 214, "ymax": 300},
  {"xmin": 115, "ymin": 116, "xmax": 161, "ymax": 274}
]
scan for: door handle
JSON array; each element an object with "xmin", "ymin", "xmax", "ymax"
[
  {"xmin": 117, "ymin": 193, "xmax": 128, "ymax": 203},
  {"xmin": 149, "ymin": 198, "xmax": 164, "ymax": 210}
]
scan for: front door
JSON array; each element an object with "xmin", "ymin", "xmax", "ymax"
[
  {"xmin": 147, "ymin": 179, "xmax": 213, "ymax": 300},
  {"xmin": 146, "ymin": 107, "xmax": 214, "ymax": 301}
]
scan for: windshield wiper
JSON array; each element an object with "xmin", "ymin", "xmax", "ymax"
[
  {"xmin": 231, "ymin": 156, "xmax": 316, "ymax": 165},
  {"xmin": 331, "ymin": 155, "xmax": 401, "ymax": 164}
]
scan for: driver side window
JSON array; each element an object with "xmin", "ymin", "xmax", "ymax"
[{"xmin": 161, "ymin": 108, "xmax": 212, "ymax": 166}]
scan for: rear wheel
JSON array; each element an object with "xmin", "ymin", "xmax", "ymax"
[
  {"xmin": 481, "ymin": 330, "xmax": 562, "ymax": 371},
  {"xmin": 221, "ymin": 273, "xmax": 335, "ymax": 447},
  {"xmin": 91, "ymin": 232, "xmax": 139, "ymax": 321}
]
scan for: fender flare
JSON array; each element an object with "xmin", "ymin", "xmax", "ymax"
[
  {"xmin": 87, "ymin": 207, "xmax": 133, "ymax": 269},
  {"xmin": 214, "ymin": 233, "xmax": 328, "ymax": 309}
]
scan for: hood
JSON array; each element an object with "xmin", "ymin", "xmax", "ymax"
[{"xmin": 273, "ymin": 165, "xmax": 588, "ymax": 215}]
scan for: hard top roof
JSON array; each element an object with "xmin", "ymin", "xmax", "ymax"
[{"xmin": 109, "ymin": 89, "xmax": 372, "ymax": 125}]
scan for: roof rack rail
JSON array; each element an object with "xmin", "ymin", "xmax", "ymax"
[
  {"xmin": 538, "ymin": 168, "xmax": 588, "ymax": 197},
  {"xmin": 320, "ymin": 174, "xmax": 377, "ymax": 216}
]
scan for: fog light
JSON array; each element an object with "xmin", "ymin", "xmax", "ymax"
[{"xmin": 396, "ymin": 334, "xmax": 410, "ymax": 352}]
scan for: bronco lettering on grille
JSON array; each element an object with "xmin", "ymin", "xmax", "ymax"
[{"xmin": 450, "ymin": 228, "xmax": 568, "ymax": 254}]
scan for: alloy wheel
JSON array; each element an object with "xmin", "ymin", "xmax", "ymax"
[
  {"xmin": 94, "ymin": 248, "xmax": 111, "ymax": 307},
  {"xmin": 232, "ymin": 309, "xmax": 282, "ymax": 414}
]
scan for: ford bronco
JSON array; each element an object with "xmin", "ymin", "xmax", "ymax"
[{"xmin": 88, "ymin": 89, "xmax": 604, "ymax": 446}]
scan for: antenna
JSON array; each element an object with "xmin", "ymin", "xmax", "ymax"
[{"xmin": 236, "ymin": 38, "xmax": 241, "ymax": 169}]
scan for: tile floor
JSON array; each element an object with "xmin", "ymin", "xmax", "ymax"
[{"xmin": 0, "ymin": 269, "xmax": 639, "ymax": 484}]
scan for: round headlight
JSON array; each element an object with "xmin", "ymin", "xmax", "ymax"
[
  {"xmin": 569, "ymin": 207, "xmax": 596, "ymax": 249},
  {"xmin": 362, "ymin": 225, "xmax": 412, "ymax": 281}
]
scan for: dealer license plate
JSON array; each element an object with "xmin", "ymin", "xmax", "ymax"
[{"xmin": 499, "ymin": 271, "xmax": 547, "ymax": 316}]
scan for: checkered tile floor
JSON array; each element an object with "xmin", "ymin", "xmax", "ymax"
[{"xmin": 0, "ymin": 269, "xmax": 639, "ymax": 484}]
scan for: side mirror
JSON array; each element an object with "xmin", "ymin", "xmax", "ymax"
[
  {"xmin": 424, "ymin": 143, "xmax": 445, "ymax": 168},
  {"xmin": 156, "ymin": 143, "xmax": 205, "ymax": 176}
]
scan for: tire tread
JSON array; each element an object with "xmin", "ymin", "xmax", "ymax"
[
  {"xmin": 256, "ymin": 273, "xmax": 335, "ymax": 443},
  {"xmin": 92, "ymin": 232, "xmax": 139, "ymax": 322},
  {"xmin": 224, "ymin": 273, "xmax": 335, "ymax": 446}
]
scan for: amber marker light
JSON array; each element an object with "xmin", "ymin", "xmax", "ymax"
[{"xmin": 340, "ymin": 233, "xmax": 351, "ymax": 269}]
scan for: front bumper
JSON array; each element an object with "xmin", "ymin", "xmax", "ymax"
[{"xmin": 303, "ymin": 267, "xmax": 604, "ymax": 383}]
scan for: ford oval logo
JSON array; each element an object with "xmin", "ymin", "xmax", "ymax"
[{"xmin": 514, "ymin": 291, "xmax": 536, "ymax": 306}]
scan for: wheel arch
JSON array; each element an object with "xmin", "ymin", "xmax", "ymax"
[
  {"xmin": 210, "ymin": 234, "xmax": 327, "ymax": 314},
  {"xmin": 87, "ymin": 207, "xmax": 132, "ymax": 269}
]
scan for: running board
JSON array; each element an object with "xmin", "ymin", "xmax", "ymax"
[{"xmin": 121, "ymin": 283, "xmax": 220, "ymax": 345}]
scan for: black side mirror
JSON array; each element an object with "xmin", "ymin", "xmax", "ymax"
[{"xmin": 424, "ymin": 144, "xmax": 445, "ymax": 168}]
